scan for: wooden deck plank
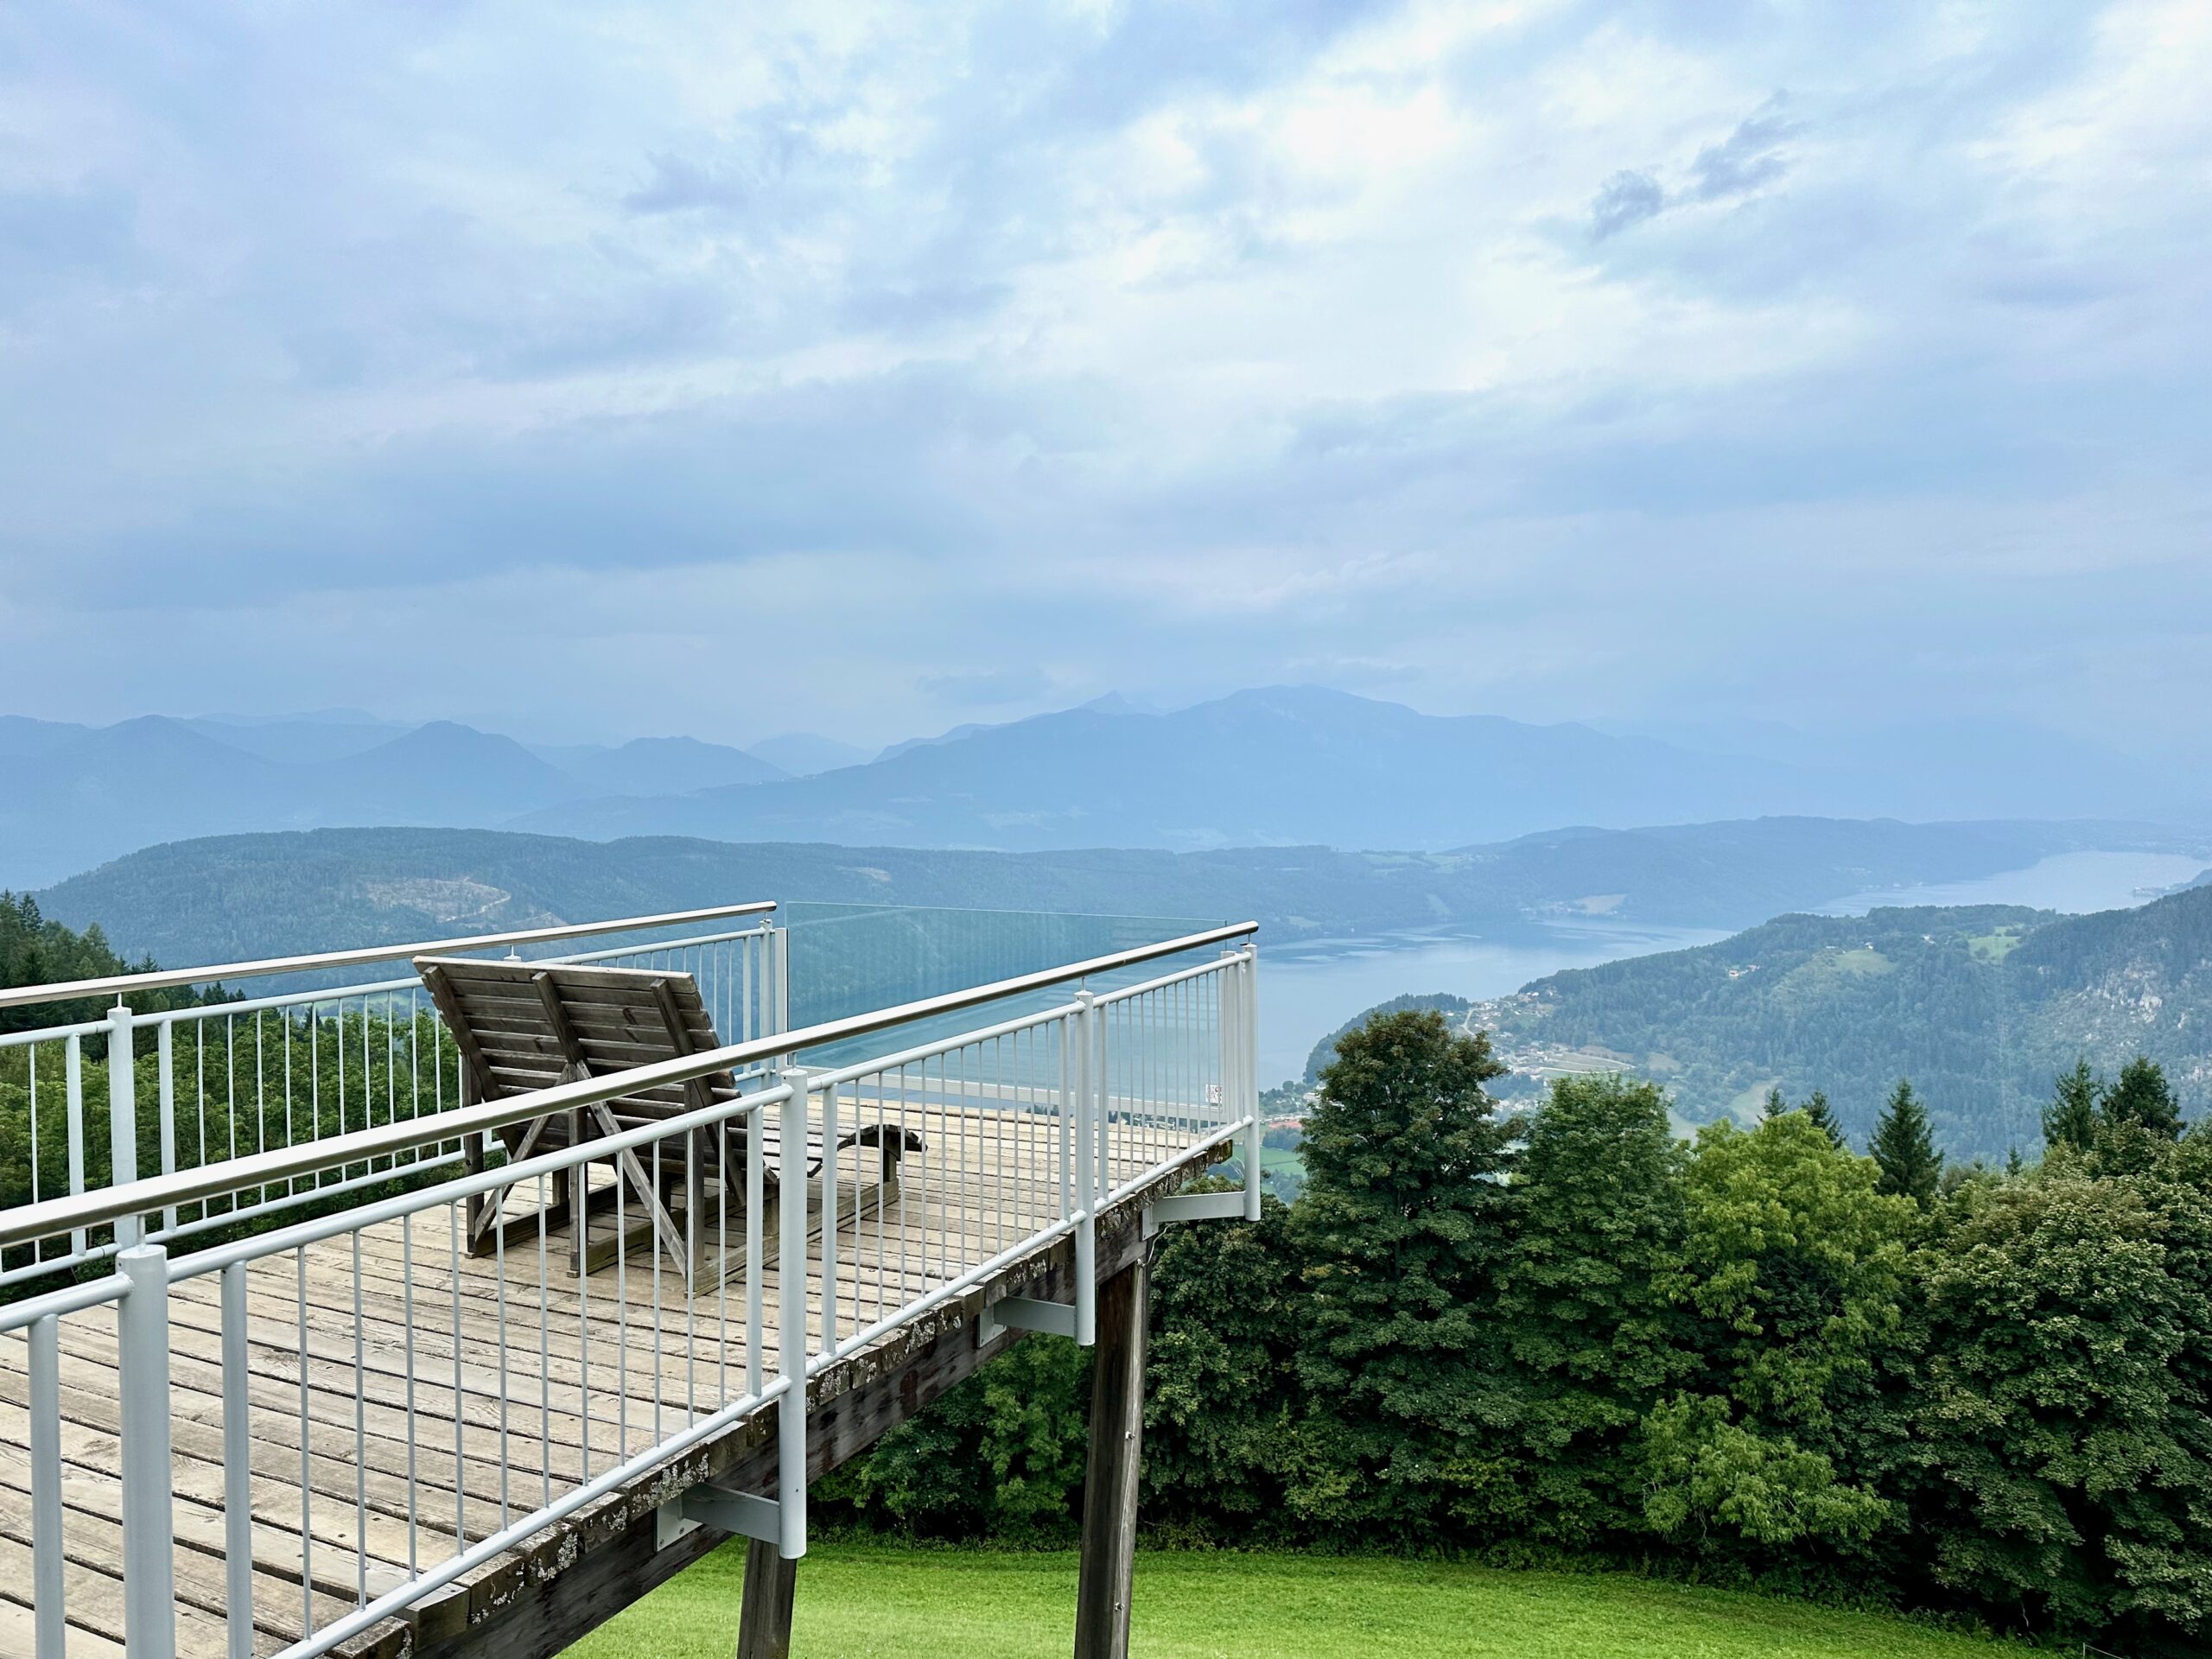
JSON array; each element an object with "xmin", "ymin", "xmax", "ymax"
[{"xmin": 0, "ymin": 1396, "xmax": 438, "ymax": 1575}]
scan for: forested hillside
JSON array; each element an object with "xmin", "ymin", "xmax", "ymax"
[
  {"xmin": 35, "ymin": 817, "xmax": 2114, "ymax": 974},
  {"xmin": 1457, "ymin": 884, "xmax": 2212, "ymax": 1157},
  {"xmin": 0, "ymin": 891, "xmax": 203, "ymax": 1033}
]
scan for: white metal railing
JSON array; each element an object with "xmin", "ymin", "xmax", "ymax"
[
  {"xmin": 0, "ymin": 918, "xmax": 1258, "ymax": 1659},
  {"xmin": 0, "ymin": 904, "xmax": 784, "ymax": 1287}
]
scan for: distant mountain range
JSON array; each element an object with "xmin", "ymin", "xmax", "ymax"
[
  {"xmin": 4, "ymin": 687, "xmax": 2204, "ymax": 889},
  {"xmin": 30, "ymin": 815, "xmax": 2147, "ymax": 981},
  {"xmin": 1434, "ymin": 883, "xmax": 2212, "ymax": 1160},
  {"xmin": 0, "ymin": 714, "xmax": 798, "ymax": 886}
]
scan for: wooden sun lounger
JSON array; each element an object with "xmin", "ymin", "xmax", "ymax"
[{"xmin": 415, "ymin": 955, "xmax": 919, "ymax": 1283}]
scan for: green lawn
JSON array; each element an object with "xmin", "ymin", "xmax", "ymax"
[{"xmin": 569, "ymin": 1542, "xmax": 2000, "ymax": 1658}]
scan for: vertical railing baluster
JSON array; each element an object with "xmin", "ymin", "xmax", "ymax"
[
  {"xmin": 27, "ymin": 1042, "xmax": 40, "ymax": 1214},
  {"xmin": 774, "ymin": 922, "xmax": 791, "ymax": 1049},
  {"xmin": 66, "ymin": 1033, "xmax": 86, "ymax": 1258},
  {"xmin": 156, "ymin": 1017, "xmax": 176, "ymax": 1234},
  {"xmin": 1059, "ymin": 1015, "xmax": 1072, "ymax": 1221},
  {"xmin": 109, "ymin": 1003, "xmax": 140, "ymax": 1250},
  {"xmin": 820, "ymin": 1082, "xmax": 838, "ymax": 1357},
  {"xmin": 538, "ymin": 1173, "xmax": 552, "ymax": 1510},
  {"xmin": 450, "ymin": 1199, "xmax": 467, "ymax": 1548}
]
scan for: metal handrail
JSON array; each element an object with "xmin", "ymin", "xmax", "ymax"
[
  {"xmin": 0, "ymin": 899, "xmax": 779, "ymax": 1012},
  {"xmin": 0, "ymin": 919, "xmax": 1257, "ymax": 1248}
]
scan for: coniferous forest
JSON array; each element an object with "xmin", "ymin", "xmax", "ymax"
[{"xmin": 820, "ymin": 1011, "xmax": 2212, "ymax": 1656}]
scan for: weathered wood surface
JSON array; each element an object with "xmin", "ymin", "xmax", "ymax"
[
  {"xmin": 0, "ymin": 1096, "xmax": 1230, "ymax": 1659},
  {"xmin": 734, "ymin": 1536, "xmax": 797, "ymax": 1659},
  {"xmin": 1073, "ymin": 1259, "xmax": 1147, "ymax": 1659}
]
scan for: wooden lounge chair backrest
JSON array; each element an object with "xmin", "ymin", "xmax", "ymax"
[{"xmin": 414, "ymin": 954, "xmax": 741, "ymax": 1126}]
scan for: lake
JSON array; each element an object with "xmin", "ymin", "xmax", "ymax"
[
  {"xmin": 1258, "ymin": 919, "xmax": 1726, "ymax": 1086},
  {"xmin": 1810, "ymin": 849, "xmax": 2207, "ymax": 917},
  {"xmin": 1259, "ymin": 849, "xmax": 2210, "ymax": 1089}
]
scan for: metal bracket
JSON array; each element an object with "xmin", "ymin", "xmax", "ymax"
[
  {"xmin": 658, "ymin": 1482, "xmax": 783, "ymax": 1549},
  {"xmin": 1143, "ymin": 1188, "xmax": 1247, "ymax": 1239},
  {"xmin": 979, "ymin": 1294, "xmax": 1079, "ymax": 1344}
]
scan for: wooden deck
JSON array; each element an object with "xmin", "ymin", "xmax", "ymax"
[{"xmin": 1, "ymin": 1101, "xmax": 1226, "ymax": 1659}]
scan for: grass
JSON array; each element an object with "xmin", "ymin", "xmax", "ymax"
[
  {"xmin": 1968, "ymin": 927, "xmax": 2026, "ymax": 962},
  {"xmin": 568, "ymin": 1542, "xmax": 2000, "ymax": 1658}
]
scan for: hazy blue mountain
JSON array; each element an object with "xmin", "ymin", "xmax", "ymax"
[
  {"xmin": 33, "ymin": 815, "xmax": 2116, "ymax": 977},
  {"xmin": 519, "ymin": 686, "xmax": 1845, "ymax": 852},
  {"xmin": 1, "ymin": 716, "xmax": 313, "ymax": 886},
  {"xmin": 532, "ymin": 735, "xmax": 787, "ymax": 794},
  {"xmin": 181, "ymin": 714, "xmax": 413, "ymax": 764},
  {"xmin": 12, "ymin": 686, "xmax": 2207, "ymax": 890},
  {"xmin": 872, "ymin": 694, "xmax": 1144, "ymax": 765},
  {"xmin": 746, "ymin": 734, "xmax": 874, "ymax": 776},
  {"xmin": 872, "ymin": 719, "xmax": 1004, "ymax": 764},
  {"xmin": 0, "ymin": 715, "xmax": 93, "ymax": 758},
  {"xmin": 0, "ymin": 716, "xmax": 599, "ymax": 887},
  {"xmin": 306, "ymin": 722, "xmax": 596, "ymax": 821}
]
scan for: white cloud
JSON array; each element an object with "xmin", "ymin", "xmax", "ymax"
[{"xmin": 0, "ymin": 0, "xmax": 2205, "ymax": 752}]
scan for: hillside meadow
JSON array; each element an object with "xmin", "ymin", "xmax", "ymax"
[{"xmin": 569, "ymin": 1542, "xmax": 2005, "ymax": 1659}]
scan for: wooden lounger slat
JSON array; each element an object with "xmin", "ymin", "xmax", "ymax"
[{"xmin": 429, "ymin": 958, "xmax": 725, "ymax": 996}]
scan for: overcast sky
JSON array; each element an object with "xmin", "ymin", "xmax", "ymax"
[{"xmin": 2, "ymin": 1, "xmax": 2205, "ymax": 751}]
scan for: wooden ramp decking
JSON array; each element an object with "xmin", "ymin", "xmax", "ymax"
[{"xmin": 0, "ymin": 1100, "xmax": 1226, "ymax": 1659}]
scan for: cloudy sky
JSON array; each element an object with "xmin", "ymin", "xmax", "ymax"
[{"xmin": 2, "ymin": 0, "xmax": 2206, "ymax": 751}]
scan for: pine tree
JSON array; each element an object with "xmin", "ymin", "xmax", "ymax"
[
  {"xmin": 1802, "ymin": 1088, "xmax": 1847, "ymax": 1150},
  {"xmin": 2044, "ymin": 1058, "xmax": 2101, "ymax": 1154},
  {"xmin": 1287, "ymin": 1008, "xmax": 1516, "ymax": 1537},
  {"xmin": 1762, "ymin": 1084, "xmax": 1787, "ymax": 1122},
  {"xmin": 2103, "ymin": 1055, "xmax": 2183, "ymax": 1140},
  {"xmin": 1870, "ymin": 1078, "xmax": 1942, "ymax": 1207}
]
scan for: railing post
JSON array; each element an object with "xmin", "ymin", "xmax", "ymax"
[
  {"xmin": 777, "ymin": 1069, "xmax": 810, "ymax": 1560},
  {"xmin": 29, "ymin": 1314, "xmax": 65, "ymax": 1659},
  {"xmin": 109, "ymin": 999, "xmax": 141, "ymax": 1249},
  {"xmin": 1073, "ymin": 991, "xmax": 1097, "ymax": 1349},
  {"xmin": 1242, "ymin": 948, "xmax": 1262, "ymax": 1223},
  {"xmin": 118, "ymin": 1244, "xmax": 177, "ymax": 1659},
  {"xmin": 220, "ymin": 1262, "xmax": 256, "ymax": 1659}
]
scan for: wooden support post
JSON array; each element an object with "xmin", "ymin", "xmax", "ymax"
[
  {"xmin": 1074, "ymin": 1255, "xmax": 1147, "ymax": 1659},
  {"xmin": 735, "ymin": 1535, "xmax": 798, "ymax": 1659}
]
